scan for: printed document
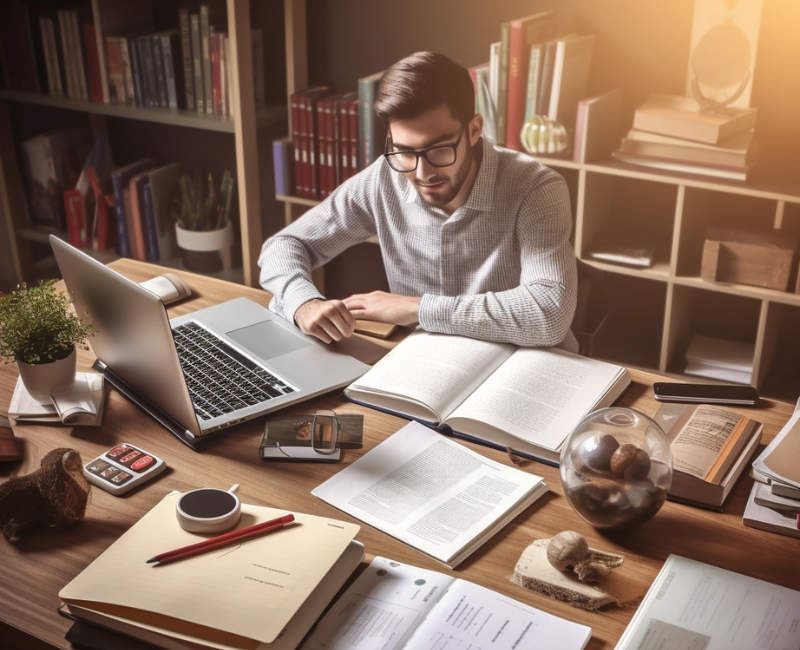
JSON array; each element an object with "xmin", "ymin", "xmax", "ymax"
[
  {"xmin": 312, "ymin": 422, "xmax": 547, "ymax": 568},
  {"xmin": 301, "ymin": 556, "xmax": 592, "ymax": 650}
]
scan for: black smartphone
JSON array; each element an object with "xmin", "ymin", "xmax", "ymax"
[{"xmin": 653, "ymin": 382, "xmax": 759, "ymax": 405}]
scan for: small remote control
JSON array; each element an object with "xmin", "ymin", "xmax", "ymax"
[{"xmin": 83, "ymin": 443, "xmax": 166, "ymax": 495}]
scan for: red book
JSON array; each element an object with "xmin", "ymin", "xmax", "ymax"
[
  {"xmin": 347, "ymin": 97, "xmax": 359, "ymax": 177},
  {"xmin": 128, "ymin": 170, "xmax": 152, "ymax": 261},
  {"xmin": 316, "ymin": 99, "xmax": 330, "ymax": 198},
  {"xmin": 505, "ymin": 11, "xmax": 556, "ymax": 152},
  {"xmin": 83, "ymin": 21, "xmax": 103, "ymax": 103},
  {"xmin": 295, "ymin": 85, "xmax": 333, "ymax": 198},
  {"xmin": 63, "ymin": 188, "xmax": 85, "ymax": 248},
  {"xmin": 290, "ymin": 92, "xmax": 303, "ymax": 197},
  {"xmin": 87, "ymin": 166, "xmax": 116, "ymax": 252},
  {"xmin": 299, "ymin": 94, "xmax": 310, "ymax": 197},
  {"xmin": 337, "ymin": 96, "xmax": 350, "ymax": 182},
  {"xmin": 331, "ymin": 99, "xmax": 342, "ymax": 189},
  {"xmin": 105, "ymin": 35, "xmax": 126, "ymax": 104}
]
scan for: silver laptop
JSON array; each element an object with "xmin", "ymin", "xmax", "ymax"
[{"xmin": 51, "ymin": 237, "xmax": 371, "ymax": 449}]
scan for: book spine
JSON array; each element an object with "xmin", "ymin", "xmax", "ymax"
[
  {"xmin": 39, "ymin": 18, "xmax": 55, "ymax": 96},
  {"xmin": 506, "ymin": 21, "xmax": 529, "ymax": 151},
  {"xmin": 211, "ymin": 32, "xmax": 221, "ymax": 116},
  {"xmin": 337, "ymin": 98, "xmax": 349, "ymax": 182},
  {"xmin": 273, "ymin": 139, "xmax": 288, "ymax": 196},
  {"xmin": 161, "ymin": 34, "xmax": 178, "ymax": 109},
  {"xmin": 63, "ymin": 188, "xmax": 85, "ymax": 248},
  {"xmin": 547, "ymin": 41, "xmax": 567, "ymax": 120},
  {"xmin": 200, "ymin": 6, "xmax": 213, "ymax": 116},
  {"xmin": 290, "ymin": 92, "xmax": 303, "ymax": 197},
  {"xmin": 128, "ymin": 178, "xmax": 146, "ymax": 261},
  {"xmin": 119, "ymin": 38, "xmax": 135, "ymax": 107},
  {"xmin": 69, "ymin": 12, "xmax": 89, "ymax": 101},
  {"xmin": 129, "ymin": 37, "xmax": 144, "ymax": 108},
  {"xmin": 152, "ymin": 35, "xmax": 168, "ymax": 108},
  {"xmin": 83, "ymin": 22, "xmax": 103, "ymax": 103},
  {"xmin": 140, "ymin": 36, "xmax": 158, "ymax": 108},
  {"xmin": 317, "ymin": 100, "xmax": 329, "ymax": 198},
  {"xmin": 538, "ymin": 40, "xmax": 558, "ymax": 123},
  {"xmin": 299, "ymin": 94, "xmax": 311, "ymax": 197},
  {"xmin": 141, "ymin": 180, "xmax": 159, "ymax": 261},
  {"xmin": 57, "ymin": 12, "xmax": 75, "ymax": 98},
  {"xmin": 191, "ymin": 13, "xmax": 203, "ymax": 114},
  {"xmin": 331, "ymin": 100, "xmax": 341, "ymax": 189},
  {"xmin": 112, "ymin": 172, "xmax": 131, "ymax": 258},
  {"xmin": 348, "ymin": 99, "xmax": 359, "ymax": 178},
  {"xmin": 105, "ymin": 36, "xmax": 125, "ymax": 104},
  {"xmin": 524, "ymin": 45, "xmax": 542, "ymax": 122},
  {"xmin": 497, "ymin": 22, "xmax": 510, "ymax": 147},
  {"xmin": 90, "ymin": 0, "xmax": 110, "ymax": 103},
  {"xmin": 220, "ymin": 35, "xmax": 228, "ymax": 118},
  {"xmin": 358, "ymin": 78, "xmax": 382, "ymax": 170},
  {"xmin": 40, "ymin": 18, "xmax": 61, "ymax": 97},
  {"xmin": 179, "ymin": 8, "xmax": 195, "ymax": 111},
  {"xmin": 123, "ymin": 185, "xmax": 140, "ymax": 260},
  {"xmin": 309, "ymin": 95, "xmax": 322, "ymax": 198}
]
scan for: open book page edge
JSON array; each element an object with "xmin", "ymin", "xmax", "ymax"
[{"xmin": 343, "ymin": 386, "xmax": 443, "ymax": 424}]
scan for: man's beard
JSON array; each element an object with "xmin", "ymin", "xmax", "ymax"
[{"xmin": 413, "ymin": 143, "xmax": 473, "ymax": 208}]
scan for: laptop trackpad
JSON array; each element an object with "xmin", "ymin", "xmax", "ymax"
[{"xmin": 226, "ymin": 320, "xmax": 312, "ymax": 360}]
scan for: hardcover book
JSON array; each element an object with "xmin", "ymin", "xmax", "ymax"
[
  {"xmin": 588, "ymin": 232, "xmax": 657, "ymax": 268},
  {"xmin": 111, "ymin": 158, "xmax": 154, "ymax": 258},
  {"xmin": 653, "ymin": 403, "xmax": 762, "ymax": 507},
  {"xmin": 178, "ymin": 8, "xmax": 194, "ymax": 111},
  {"xmin": 344, "ymin": 331, "xmax": 630, "ymax": 465},
  {"xmin": 619, "ymin": 128, "xmax": 756, "ymax": 168},
  {"xmin": 548, "ymin": 34, "xmax": 596, "ymax": 132},
  {"xmin": 743, "ymin": 483, "xmax": 800, "ymax": 540},
  {"xmin": 357, "ymin": 70, "xmax": 385, "ymax": 171}
]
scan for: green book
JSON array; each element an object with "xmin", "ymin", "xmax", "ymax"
[
  {"xmin": 523, "ymin": 43, "xmax": 543, "ymax": 122},
  {"xmin": 497, "ymin": 21, "xmax": 510, "ymax": 147}
]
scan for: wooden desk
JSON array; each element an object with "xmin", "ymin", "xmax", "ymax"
[{"xmin": 1, "ymin": 259, "xmax": 797, "ymax": 650}]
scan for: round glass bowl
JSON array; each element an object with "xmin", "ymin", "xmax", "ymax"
[{"xmin": 560, "ymin": 407, "xmax": 672, "ymax": 530}]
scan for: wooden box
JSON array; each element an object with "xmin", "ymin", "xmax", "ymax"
[{"xmin": 701, "ymin": 228, "xmax": 797, "ymax": 291}]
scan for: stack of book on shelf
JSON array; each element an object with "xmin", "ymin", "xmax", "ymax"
[
  {"xmin": 613, "ymin": 93, "xmax": 758, "ymax": 181},
  {"xmin": 587, "ymin": 231, "xmax": 657, "ymax": 268},
  {"xmin": 59, "ymin": 492, "xmax": 364, "ymax": 650},
  {"xmin": 487, "ymin": 10, "xmax": 595, "ymax": 151},
  {"xmin": 684, "ymin": 334, "xmax": 754, "ymax": 385},
  {"xmin": 747, "ymin": 402, "xmax": 800, "ymax": 539},
  {"xmin": 652, "ymin": 403, "xmax": 762, "ymax": 509},
  {"xmin": 0, "ymin": 1, "xmax": 264, "ymax": 121},
  {"xmin": 281, "ymin": 72, "xmax": 383, "ymax": 200}
]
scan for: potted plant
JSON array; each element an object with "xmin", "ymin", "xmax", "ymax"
[
  {"xmin": 173, "ymin": 169, "xmax": 236, "ymax": 273},
  {"xmin": 0, "ymin": 280, "xmax": 96, "ymax": 403}
]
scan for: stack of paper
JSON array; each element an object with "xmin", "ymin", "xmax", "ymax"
[
  {"xmin": 745, "ymin": 399, "xmax": 800, "ymax": 539},
  {"xmin": 9, "ymin": 373, "xmax": 106, "ymax": 426},
  {"xmin": 684, "ymin": 334, "xmax": 754, "ymax": 385}
]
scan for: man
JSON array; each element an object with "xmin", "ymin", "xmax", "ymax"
[{"xmin": 259, "ymin": 51, "xmax": 578, "ymax": 351}]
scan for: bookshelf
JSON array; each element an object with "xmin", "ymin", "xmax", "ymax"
[{"xmin": 0, "ymin": 0, "xmax": 293, "ymax": 289}]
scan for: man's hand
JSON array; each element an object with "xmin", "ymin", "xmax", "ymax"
[
  {"xmin": 342, "ymin": 291, "xmax": 421, "ymax": 326},
  {"xmin": 294, "ymin": 299, "xmax": 356, "ymax": 344}
]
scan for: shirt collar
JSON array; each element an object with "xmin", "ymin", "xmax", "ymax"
[{"xmin": 401, "ymin": 137, "xmax": 496, "ymax": 211}]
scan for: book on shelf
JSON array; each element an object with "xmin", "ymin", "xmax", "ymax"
[
  {"xmin": 652, "ymin": 403, "xmax": 762, "ymax": 508},
  {"xmin": 614, "ymin": 554, "xmax": 800, "ymax": 650},
  {"xmin": 496, "ymin": 21, "xmax": 510, "ymax": 146},
  {"xmin": 128, "ymin": 168, "xmax": 155, "ymax": 261},
  {"xmin": 199, "ymin": 5, "xmax": 213, "ymax": 116},
  {"xmin": 633, "ymin": 92, "xmax": 758, "ymax": 145},
  {"xmin": 743, "ymin": 482, "xmax": 800, "ymax": 540},
  {"xmin": 142, "ymin": 162, "xmax": 180, "ymax": 262},
  {"xmin": 475, "ymin": 66, "xmax": 497, "ymax": 145},
  {"xmin": 39, "ymin": 14, "xmax": 66, "ymax": 97},
  {"xmin": 587, "ymin": 232, "xmax": 657, "ymax": 268},
  {"xmin": 358, "ymin": 70, "xmax": 386, "ymax": 171},
  {"xmin": 344, "ymin": 330, "xmax": 630, "ymax": 465},
  {"xmin": 157, "ymin": 29, "xmax": 183, "ymax": 110},
  {"xmin": 59, "ymin": 491, "xmax": 363, "ymax": 650},
  {"xmin": 178, "ymin": 7, "xmax": 194, "ymax": 111},
  {"xmin": 272, "ymin": 135, "xmax": 293, "ymax": 196},
  {"xmin": 83, "ymin": 20, "xmax": 104, "ymax": 103},
  {"xmin": 489, "ymin": 40, "xmax": 500, "ymax": 114},
  {"xmin": 291, "ymin": 84, "xmax": 333, "ymax": 199},
  {"xmin": 505, "ymin": 10, "xmax": 556, "ymax": 152},
  {"xmin": 684, "ymin": 334, "xmax": 754, "ymax": 385},
  {"xmin": 190, "ymin": 10, "xmax": 203, "ymax": 113},
  {"xmin": 86, "ymin": 165, "xmax": 116, "ymax": 251},
  {"xmin": 301, "ymin": 555, "xmax": 592, "ymax": 650},
  {"xmin": 339, "ymin": 91, "xmax": 359, "ymax": 182},
  {"xmin": 467, "ymin": 60, "xmax": 488, "ymax": 103},
  {"xmin": 313, "ymin": 420, "xmax": 549, "ymax": 568},
  {"xmin": 612, "ymin": 148, "xmax": 750, "ymax": 181},
  {"xmin": 536, "ymin": 34, "xmax": 571, "ymax": 126},
  {"xmin": 620, "ymin": 127, "xmax": 757, "ymax": 168},
  {"xmin": 547, "ymin": 34, "xmax": 596, "ymax": 133},
  {"xmin": 151, "ymin": 32, "xmax": 169, "ymax": 108},
  {"xmin": 523, "ymin": 42, "xmax": 544, "ymax": 123},
  {"xmin": 111, "ymin": 158, "xmax": 154, "ymax": 258}
]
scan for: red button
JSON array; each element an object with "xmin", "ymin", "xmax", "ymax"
[
  {"xmin": 119, "ymin": 450, "xmax": 142, "ymax": 465},
  {"xmin": 130, "ymin": 455, "xmax": 154, "ymax": 472},
  {"xmin": 107, "ymin": 444, "xmax": 134, "ymax": 459}
]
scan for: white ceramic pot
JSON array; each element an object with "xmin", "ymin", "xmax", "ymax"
[
  {"xmin": 175, "ymin": 222, "xmax": 234, "ymax": 272},
  {"xmin": 16, "ymin": 346, "xmax": 77, "ymax": 404}
]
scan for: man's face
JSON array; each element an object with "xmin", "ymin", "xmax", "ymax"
[{"xmin": 387, "ymin": 104, "xmax": 477, "ymax": 210}]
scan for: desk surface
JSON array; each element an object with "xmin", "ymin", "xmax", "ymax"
[{"xmin": 1, "ymin": 259, "xmax": 797, "ymax": 650}]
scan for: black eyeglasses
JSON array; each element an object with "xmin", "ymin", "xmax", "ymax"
[{"xmin": 383, "ymin": 126, "xmax": 465, "ymax": 173}]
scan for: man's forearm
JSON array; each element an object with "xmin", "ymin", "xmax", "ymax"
[{"xmin": 258, "ymin": 236, "xmax": 324, "ymax": 321}]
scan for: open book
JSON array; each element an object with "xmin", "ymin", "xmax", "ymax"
[
  {"xmin": 344, "ymin": 331, "xmax": 630, "ymax": 464},
  {"xmin": 312, "ymin": 421, "xmax": 548, "ymax": 568},
  {"xmin": 301, "ymin": 556, "xmax": 592, "ymax": 650},
  {"xmin": 60, "ymin": 492, "xmax": 361, "ymax": 650}
]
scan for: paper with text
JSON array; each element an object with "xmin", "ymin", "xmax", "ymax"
[
  {"xmin": 312, "ymin": 422, "xmax": 546, "ymax": 567},
  {"xmin": 615, "ymin": 555, "xmax": 800, "ymax": 650},
  {"xmin": 670, "ymin": 407, "xmax": 743, "ymax": 480},
  {"xmin": 59, "ymin": 492, "xmax": 359, "ymax": 644}
]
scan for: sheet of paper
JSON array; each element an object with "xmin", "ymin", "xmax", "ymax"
[
  {"xmin": 670, "ymin": 407, "xmax": 743, "ymax": 480},
  {"xmin": 51, "ymin": 372, "xmax": 104, "ymax": 425},
  {"xmin": 753, "ymin": 402, "xmax": 800, "ymax": 488},
  {"xmin": 312, "ymin": 422, "xmax": 545, "ymax": 567},
  {"xmin": 448, "ymin": 347, "xmax": 623, "ymax": 451},
  {"xmin": 408, "ymin": 578, "xmax": 591, "ymax": 650},
  {"xmin": 347, "ymin": 332, "xmax": 515, "ymax": 421},
  {"xmin": 9, "ymin": 376, "xmax": 59, "ymax": 421},
  {"xmin": 615, "ymin": 555, "xmax": 800, "ymax": 650},
  {"xmin": 60, "ymin": 492, "xmax": 359, "ymax": 644},
  {"xmin": 301, "ymin": 557, "xmax": 455, "ymax": 650}
]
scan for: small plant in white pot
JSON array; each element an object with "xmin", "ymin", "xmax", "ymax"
[
  {"xmin": 0, "ymin": 280, "xmax": 96, "ymax": 403},
  {"xmin": 173, "ymin": 169, "xmax": 236, "ymax": 273}
]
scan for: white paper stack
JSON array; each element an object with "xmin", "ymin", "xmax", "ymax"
[
  {"xmin": 9, "ymin": 373, "xmax": 106, "ymax": 427},
  {"xmin": 684, "ymin": 334, "xmax": 754, "ymax": 385}
]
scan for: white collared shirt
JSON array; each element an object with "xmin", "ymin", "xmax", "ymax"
[{"xmin": 258, "ymin": 138, "xmax": 578, "ymax": 351}]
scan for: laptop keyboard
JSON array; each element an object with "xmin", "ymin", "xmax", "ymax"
[{"xmin": 172, "ymin": 322, "xmax": 295, "ymax": 421}]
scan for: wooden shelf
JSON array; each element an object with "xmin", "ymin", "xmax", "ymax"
[{"xmin": 0, "ymin": 89, "xmax": 286, "ymax": 133}]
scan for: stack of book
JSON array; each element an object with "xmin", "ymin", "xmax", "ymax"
[
  {"xmin": 613, "ymin": 93, "xmax": 758, "ymax": 181},
  {"xmin": 0, "ymin": 2, "xmax": 263, "ymax": 121},
  {"xmin": 279, "ymin": 71, "xmax": 384, "ymax": 200},
  {"xmin": 747, "ymin": 406, "xmax": 800, "ymax": 539},
  {"xmin": 684, "ymin": 334, "xmax": 754, "ymax": 385}
]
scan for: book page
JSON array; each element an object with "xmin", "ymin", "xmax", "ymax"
[
  {"xmin": 345, "ymin": 332, "xmax": 514, "ymax": 423},
  {"xmin": 312, "ymin": 422, "xmax": 545, "ymax": 567},
  {"xmin": 446, "ymin": 348, "xmax": 624, "ymax": 452},
  {"xmin": 406, "ymin": 579, "xmax": 591, "ymax": 650},
  {"xmin": 301, "ymin": 557, "xmax": 455, "ymax": 650},
  {"xmin": 59, "ymin": 493, "xmax": 359, "ymax": 644},
  {"xmin": 670, "ymin": 407, "xmax": 744, "ymax": 480},
  {"xmin": 616, "ymin": 555, "xmax": 800, "ymax": 650}
]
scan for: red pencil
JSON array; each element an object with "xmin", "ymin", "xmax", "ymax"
[{"xmin": 147, "ymin": 514, "xmax": 296, "ymax": 565}]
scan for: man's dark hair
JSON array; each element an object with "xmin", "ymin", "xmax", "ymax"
[{"xmin": 374, "ymin": 52, "xmax": 475, "ymax": 126}]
